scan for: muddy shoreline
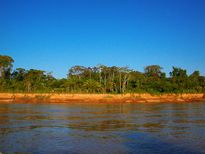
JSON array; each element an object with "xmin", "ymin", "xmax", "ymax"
[{"xmin": 0, "ymin": 93, "xmax": 204, "ymax": 104}]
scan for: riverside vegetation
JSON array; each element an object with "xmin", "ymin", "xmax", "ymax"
[{"xmin": 0, "ymin": 54, "xmax": 205, "ymax": 94}]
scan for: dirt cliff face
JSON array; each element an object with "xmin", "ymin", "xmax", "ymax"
[{"xmin": 0, "ymin": 93, "xmax": 204, "ymax": 104}]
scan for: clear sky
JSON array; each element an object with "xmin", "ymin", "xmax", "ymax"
[{"xmin": 0, "ymin": 0, "xmax": 205, "ymax": 78}]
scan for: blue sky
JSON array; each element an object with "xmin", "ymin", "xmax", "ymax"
[{"xmin": 0, "ymin": 0, "xmax": 205, "ymax": 78}]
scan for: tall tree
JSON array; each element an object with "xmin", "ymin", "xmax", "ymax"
[
  {"xmin": 0, "ymin": 55, "xmax": 14, "ymax": 79},
  {"xmin": 68, "ymin": 65, "xmax": 86, "ymax": 79},
  {"xmin": 170, "ymin": 67, "xmax": 188, "ymax": 92},
  {"xmin": 144, "ymin": 65, "xmax": 163, "ymax": 78}
]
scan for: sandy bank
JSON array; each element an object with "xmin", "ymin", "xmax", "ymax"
[{"xmin": 0, "ymin": 93, "xmax": 204, "ymax": 104}]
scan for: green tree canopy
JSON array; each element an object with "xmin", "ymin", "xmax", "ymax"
[
  {"xmin": 144, "ymin": 65, "xmax": 163, "ymax": 78},
  {"xmin": 0, "ymin": 54, "xmax": 204, "ymax": 94},
  {"xmin": 0, "ymin": 55, "xmax": 14, "ymax": 78}
]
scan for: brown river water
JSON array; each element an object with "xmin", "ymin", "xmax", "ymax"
[{"xmin": 0, "ymin": 102, "xmax": 205, "ymax": 153}]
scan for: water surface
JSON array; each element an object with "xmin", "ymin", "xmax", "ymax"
[{"xmin": 0, "ymin": 102, "xmax": 205, "ymax": 153}]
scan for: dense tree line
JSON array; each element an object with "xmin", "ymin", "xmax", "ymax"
[{"xmin": 0, "ymin": 55, "xmax": 204, "ymax": 94}]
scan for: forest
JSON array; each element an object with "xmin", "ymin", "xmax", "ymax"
[{"xmin": 0, "ymin": 54, "xmax": 205, "ymax": 94}]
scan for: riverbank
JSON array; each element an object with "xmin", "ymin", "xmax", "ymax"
[{"xmin": 0, "ymin": 93, "xmax": 204, "ymax": 103}]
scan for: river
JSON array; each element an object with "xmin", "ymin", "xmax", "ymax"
[{"xmin": 0, "ymin": 102, "xmax": 205, "ymax": 153}]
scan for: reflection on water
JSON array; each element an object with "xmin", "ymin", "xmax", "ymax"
[{"xmin": 0, "ymin": 103, "xmax": 205, "ymax": 153}]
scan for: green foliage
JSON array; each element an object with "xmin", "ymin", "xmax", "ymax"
[
  {"xmin": 144, "ymin": 65, "xmax": 163, "ymax": 78},
  {"xmin": 0, "ymin": 54, "xmax": 204, "ymax": 94},
  {"xmin": 0, "ymin": 55, "xmax": 14, "ymax": 79}
]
